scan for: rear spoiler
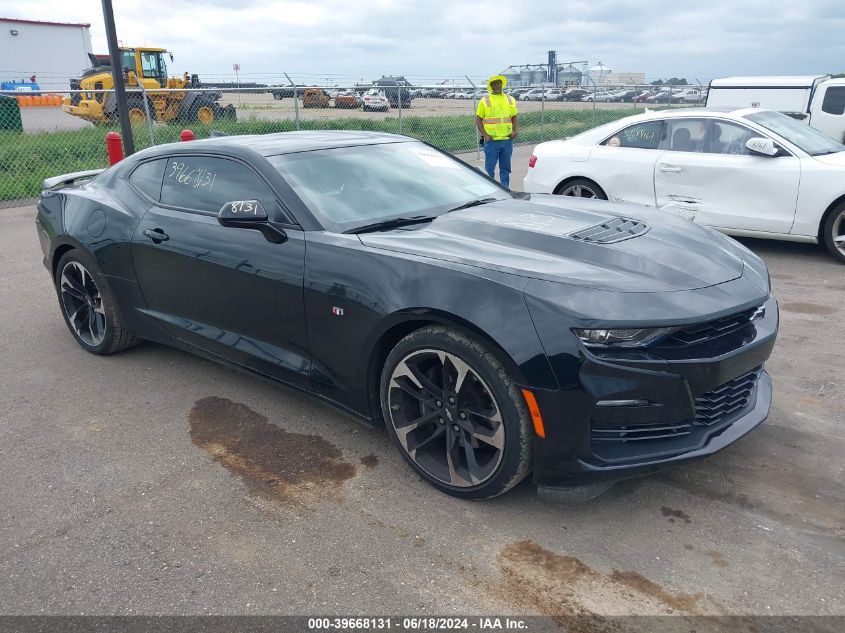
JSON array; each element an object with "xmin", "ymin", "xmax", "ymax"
[{"xmin": 43, "ymin": 168, "xmax": 106, "ymax": 192}]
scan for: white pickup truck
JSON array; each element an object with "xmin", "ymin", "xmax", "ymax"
[{"xmin": 706, "ymin": 75, "xmax": 845, "ymax": 142}]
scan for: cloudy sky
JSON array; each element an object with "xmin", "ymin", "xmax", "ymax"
[{"xmin": 4, "ymin": 0, "xmax": 844, "ymax": 84}]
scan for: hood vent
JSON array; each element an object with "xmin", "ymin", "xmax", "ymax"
[{"xmin": 569, "ymin": 217, "xmax": 649, "ymax": 244}]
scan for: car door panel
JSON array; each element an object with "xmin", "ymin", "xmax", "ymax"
[
  {"xmin": 129, "ymin": 155, "xmax": 311, "ymax": 388},
  {"xmin": 655, "ymin": 120, "xmax": 800, "ymax": 233},
  {"xmin": 132, "ymin": 206, "xmax": 310, "ymax": 386},
  {"xmin": 596, "ymin": 119, "xmax": 665, "ymax": 206}
]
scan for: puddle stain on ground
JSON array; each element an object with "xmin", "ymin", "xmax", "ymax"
[
  {"xmin": 360, "ymin": 454, "xmax": 379, "ymax": 469},
  {"xmin": 496, "ymin": 539, "xmax": 726, "ymax": 630},
  {"xmin": 189, "ymin": 397, "xmax": 356, "ymax": 502},
  {"xmin": 660, "ymin": 506, "xmax": 692, "ymax": 524},
  {"xmin": 705, "ymin": 550, "xmax": 730, "ymax": 568},
  {"xmin": 781, "ymin": 302, "xmax": 836, "ymax": 316}
]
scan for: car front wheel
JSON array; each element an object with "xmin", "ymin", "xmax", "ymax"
[
  {"xmin": 822, "ymin": 201, "xmax": 845, "ymax": 263},
  {"xmin": 380, "ymin": 326, "xmax": 532, "ymax": 499}
]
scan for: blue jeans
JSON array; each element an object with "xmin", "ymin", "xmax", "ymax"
[{"xmin": 483, "ymin": 138, "xmax": 513, "ymax": 188}]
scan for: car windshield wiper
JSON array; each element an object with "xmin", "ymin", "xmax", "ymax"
[
  {"xmin": 346, "ymin": 215, "xmax": 437, "ymax": 234},
  {"xmin": 812, "ymin": 149, "xmax": 842, "ymax": 156},
  {"xmin": 447, "ymin": 197, "xmax": 499, "ymax": 212}
]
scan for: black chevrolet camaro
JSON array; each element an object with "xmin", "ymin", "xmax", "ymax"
[{"xmin": 36, "ymin": 131, "xmax": 778, "ymax": 499}]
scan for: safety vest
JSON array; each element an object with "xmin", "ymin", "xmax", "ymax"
[{"xmin": 478, "ymin": 94, "xmax": 517, "ymax": 140}]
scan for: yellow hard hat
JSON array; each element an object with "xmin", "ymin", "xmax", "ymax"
[{"xmin": 487, "ymin": 74, "xmax": 508, "ymax": 90}]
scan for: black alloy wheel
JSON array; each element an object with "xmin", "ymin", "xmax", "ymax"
[
  {"xmin": 59, "ymin": 260, "xmax": 106, "ymax": 347},
  {"xmin": 381, "ymin": 326, "xmax": 532, "ymax": 499},
  {"xmin": 54, "ymin": 250, "xmax": 141, "ymax": 355}
]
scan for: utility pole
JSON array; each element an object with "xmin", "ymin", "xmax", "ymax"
[
  {"xmin": 233, "ymin": 64, "xmax": 241, "ymax": 106},
  {"xmin": 101, "ymin": 0, "xmax": 134, "ymax": 154}
]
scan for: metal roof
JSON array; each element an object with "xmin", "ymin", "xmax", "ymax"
[{"xmin": 0, "ymin": 17, "xmax": 91, "ymax": 28}]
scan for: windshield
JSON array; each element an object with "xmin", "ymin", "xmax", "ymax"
[
  {"xmin": 743, "ymin": 110, "xmax": 845, "ymax": 156},
  {"xmin": 268, "ymin": 142, "xmax": 508, "ymax": 232}
]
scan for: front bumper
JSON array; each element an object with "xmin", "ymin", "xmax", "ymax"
[{"xmin": 529, "ymin": 295, "xmax": 778, "ymax": 488}]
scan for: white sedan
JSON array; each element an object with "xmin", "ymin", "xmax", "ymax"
[{"xmin": 524, "ymin": 108, "xmax": 845, "ymax": 262}]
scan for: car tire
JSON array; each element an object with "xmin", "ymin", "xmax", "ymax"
[
  {"xmin": 822, "ymin": 201, "xmax": 845, "ymax": 263},
  {"xmin": 54, "ymin": 250, "xmax": 141, "ymax": 355},
  {"xmin": 380, "ymin": 325, "xmax": 532, "ymax": 500},
  {"xmin": 554, "ymin": 177, "xmax": 608, "ymax": 200}
]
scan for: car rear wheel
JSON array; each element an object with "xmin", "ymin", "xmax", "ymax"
[
  {"xmin": 380, "ymin": 326, "xmax": 532, "ymax": 499},
  {"xmin": 55, "ymin": 250, "xmax": 141, "ymax": 355},
  {"xmin": 555, "ymin": 177, "xmax": 607, "ymax": 200},
  {"xmin": 822, "ymin": 201, "xmax": 845, "ymax": 263}
]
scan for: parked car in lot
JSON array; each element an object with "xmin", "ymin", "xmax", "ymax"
[
  {"xmin": 521, "ymin": 89, "xmax": 546, "ymax": 101},
  {"xmin": 563, "ymin": 88, "xmax": 590, "ymax": 101},
  {"xmin": 37, "ymin": 130, "xmax": 778, "ymax": 499},
  {"xmin": 633, "ymin": 90, "xmax": 654, "ymax": 103},
  {"xmin": 646, "ymin": 90, "xmax": 683, "ymax": 104},
  {"xmin": 582, "ymin": 91, "xmax": 617, "ymax": 103},
  {"xmin": 674, "ymin": 88, "xmax": 704, "ymax": 103},
  {"xmin": 612, "ymin": 89, "xmax": 640, "ymax": 102},
  {"xmin": 524, "ymin": 107, "xmax": 845, "ymax": 262},
  {"xmin": 361, "ymin": 90, "xmax": 389, "ymax": 112},
  {"xmin": 543, "ymin": 89, "xmax": 565, "ymax": 101}
]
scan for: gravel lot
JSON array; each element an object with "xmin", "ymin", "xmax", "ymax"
[{"xmin": 0, "ymin": 157, "xmax": 842, "ymax": 627}]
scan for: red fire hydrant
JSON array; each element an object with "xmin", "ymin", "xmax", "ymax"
[
  {"xmin": 180, "ymin": 129, "xmax": 196, "ymax": 142},
  {"xmin": 105, "ymin": 131, "xmax": 124, "ymax": 165}
]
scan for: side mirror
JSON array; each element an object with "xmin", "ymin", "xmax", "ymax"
[
  {"xmin": 746, "ymin": 137, "xmax": 779, "ymax": 157},
  {"xmin": 217, "ymin": 200, "xmax": 287, "ymax": 244}
]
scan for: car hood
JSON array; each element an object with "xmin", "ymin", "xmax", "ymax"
[{"xmin": 358, "ymin": 196, "xmax": 745, "ymax": 293}]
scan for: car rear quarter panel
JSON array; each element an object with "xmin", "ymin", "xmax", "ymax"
[
  {"xmin": 302, "ymin": 232, "xmax": 559, "ymax": 418},
  {"xmin": 38, "ymin": 178, "xmax": 151, "ymax": 333}
]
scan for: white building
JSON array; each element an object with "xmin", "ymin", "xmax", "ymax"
[
  {"xmin": 1, "ymin": 18, "xmax": 93, "ymax": 91},
  {"xmin": 599, "ymin": 72, "xmax": 647, "ymax": 86}
]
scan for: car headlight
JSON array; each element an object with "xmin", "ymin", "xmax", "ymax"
[{"xmin": 573, "ymin": 327, "xmax": 677, "ymax": 348}]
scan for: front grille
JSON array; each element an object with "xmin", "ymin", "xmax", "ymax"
[
  {"xmin": 694, "ymin": 368, "xmax": 760, "ymax": 426},
  {"xmin": 591, "ymin": 368, "xmax": 760, "ymax": 444},
  {"xmin": 569, "ymin": 217, "xmax": 649, "ymax": 244},
  {"xmin": 662, "ymin": 306, "xmax": 762, "ymax": 347}
]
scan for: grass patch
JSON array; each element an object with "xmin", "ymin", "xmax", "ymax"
[{"xmin": 0, "ymin": 107, "xmax": 646, "ymax": 202}]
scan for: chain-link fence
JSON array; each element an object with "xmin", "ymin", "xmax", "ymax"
[{"xmin": 0, "ymin": 82, "xmax": 700, "ymax": 207}]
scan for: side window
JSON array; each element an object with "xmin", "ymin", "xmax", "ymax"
[
  {"xmin": 603, "ymin": 120, "xmax": 664, "ymax": 149},
  {"xmin": 660, "ymin": 118, "xmax": 709, "ymax": 152},
  {"xmin": 128, "ymin": 159, "xmax": 165, "ymax": 201},
  {"xmin": 821, "ymin": 86, "xmax": 845, "ymax": 116},
  {"xmin": 706, "ymin": 121, "xmax": 757, "ymax": 155},
  {"xmin": 160, "ymin": 157, "xmax": 280, "ymax": 215},
  {"xmin": 119, "ymin": 50, "xmax": 136, "ymax": 73}
]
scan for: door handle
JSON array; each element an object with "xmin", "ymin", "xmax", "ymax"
[
  {"xmin": 660, "ymin": 165, "xmax": 683, "ymax": 173},
  {"xmin": 143, "ymin": 228, "xmax": 169, "ymax": 243}
]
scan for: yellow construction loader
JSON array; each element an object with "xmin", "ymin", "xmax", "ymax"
[{"xmin": 63, "ymin": 48, "xmax": 235, "ymax": 125}]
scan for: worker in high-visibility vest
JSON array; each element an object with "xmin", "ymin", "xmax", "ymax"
[{"xmin": 475, "ymin": 74, "xmax": 519, "ymax": 188}]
